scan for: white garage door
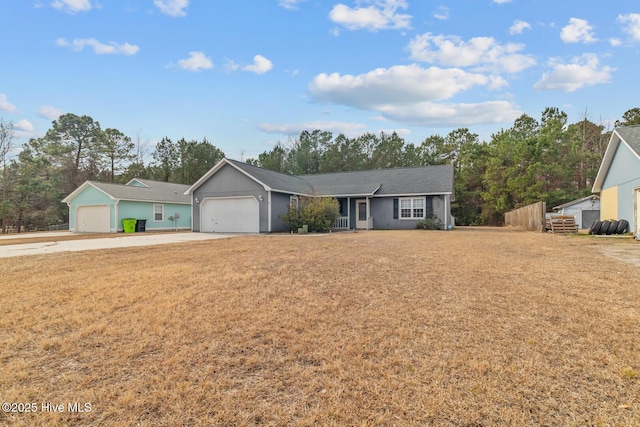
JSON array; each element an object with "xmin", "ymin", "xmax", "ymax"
[
  {"xmin": 201, "ymin": 197, "xmax": 259, "ymax": 233},
  {"xmin": 76, "ymin": 205, "xmax": 110, "ymax": 233}
]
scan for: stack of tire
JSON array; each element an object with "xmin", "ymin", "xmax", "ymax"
[{"xmin": 588, "ymin": 219, "xmax": 629, "ymax": 235}]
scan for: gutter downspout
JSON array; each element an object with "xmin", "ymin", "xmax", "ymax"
[
  {"xmin": 114, "ymin": 200, "xmax": 119, "ymax": 233},
  {"xmin": 267, "ymin": 191, "xmax": 272, "ymax": 233},
  {"xmin": 444, "ymin": 194, "xmax": 450, "ymax": 230}
]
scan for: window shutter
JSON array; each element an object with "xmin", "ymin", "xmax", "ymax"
[{"xmin": 393, "ymin": 198, "xmax": 398, "ymax": 219}]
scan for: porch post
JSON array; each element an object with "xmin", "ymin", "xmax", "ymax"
[{"xmin": 366, "ymin": 197, "xmax": 370, "ymax": 230}]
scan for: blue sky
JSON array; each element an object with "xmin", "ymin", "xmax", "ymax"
[{"xmin": 1, "ymin": 0, "xmax": 639, "ymax": 161}]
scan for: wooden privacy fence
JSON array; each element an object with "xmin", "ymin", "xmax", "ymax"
[{"xmin": 505, "ymin": 201, "xmax": 546, "ymax": 232}]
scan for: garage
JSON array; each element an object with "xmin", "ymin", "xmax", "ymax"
[
  {"xmin": 76, "ymin": 205, "xmax": 110, "ymax": 233},
  {"xmin": 200, "ymin": 197, "xmax": 259, "ymax": 233}
]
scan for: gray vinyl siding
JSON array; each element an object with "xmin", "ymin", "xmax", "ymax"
[
  {"xmin": 270, "ymin": 191, "xmax": 293, "ymax": 232},
  {"xmin": 370, "ymin": 196, "xmax": 447, "ymax": 230},
  {"xmin": 192, "ymin": 163, "xmax": 269, "ymax": 232}
]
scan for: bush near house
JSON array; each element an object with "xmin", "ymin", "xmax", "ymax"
[
  {"xmin": 280, "ymin": 196, "xmax": 340, "ymax": 232},
  {"xmin": 416, "ymin": 208, "xmax": 441, "ymax": 230}
]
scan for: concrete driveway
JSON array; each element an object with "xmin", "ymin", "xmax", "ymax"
[{"xmin": 0, "ymin": 232, "xmax": 242, "ymax": 258}]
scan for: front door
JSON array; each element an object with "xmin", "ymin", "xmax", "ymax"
[{"xmin": 356, "ymin": 199, "xmax": 368, "ymax": 229}]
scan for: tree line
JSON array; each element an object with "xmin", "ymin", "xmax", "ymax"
[
  {"xmin": 247, "ymin": 107, "xmax": 640, "ymax": 225},
  {"xmin": 0, "ymin": 113, "xmax": 225, "ymax": 232},
  {"xmin": 1, "ymin": 107, "xmax": 638, "ymax": 231}
]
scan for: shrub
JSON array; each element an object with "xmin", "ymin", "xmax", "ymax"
[
  {"xmin": 416, "ymin": 209, "xmax": 442, "ymax": 230},
  {"xmin": 280, "ymin": 197, "xmax": 340, "ymax": 233}
]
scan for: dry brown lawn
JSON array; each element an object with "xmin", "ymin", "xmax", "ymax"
[{"xmin": 1, "ymin": 228, "xmax": 639, "ymax": 426}]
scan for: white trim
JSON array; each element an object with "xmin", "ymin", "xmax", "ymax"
[
  {"xmin": 444, "ymin": 194, "xmax": 450, "ymax": 229},
  {"xmin": 267, "ymin": 191, "xmax": 272, "ymax": 233},
  {"xmin": 374, "ymin": 192, "xmax": 452, "ymax": 198},
  {"xmin": 114, "ymin": 200, "xmax": 119, "ymax": 233},
  {"xmin": 153, "ymin": 204, "xmax": 164, "ymax": 222},
  {"xmin": 125, "ymin": 178, "xmax": 150, "ymax": 188},
  {"xmin": 398, "ymin": 197, "xmax": 427, "ymax": 220},
  {"xmin": 592, "ymin": 129, "xmax": 640, "ymax": 193},
  {"xmin": 116, "ymin": 198, "xmax": 190, "ymax": 205}
]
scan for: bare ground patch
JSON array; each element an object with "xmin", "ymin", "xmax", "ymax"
[{"xmin": 0, "ymin": 228, "xmax": 639, "ymax": 426}]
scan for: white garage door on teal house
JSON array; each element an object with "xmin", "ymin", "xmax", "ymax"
[
  {"xmin": 76, "ymin": 205, "xmax": 110, "ymax": 233},
  {"xmin": 200, "ymin": 197, "xmax": 259, "ymax": 233},
  {"xmin": 63, "ymin": 178, "xmax": 192, "ymax": 233}
]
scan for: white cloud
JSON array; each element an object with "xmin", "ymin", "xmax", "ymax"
[
  {"xmin": 509, "ymin": 20, "xmax": 531, "ymax": 35},
  {"xmin": 609, "ymin": 38, "xmax": 622, "ymax": 47},
  {"xmin": 533, "ymin": 54, "xmax": 614, "ymax": 92},
  {"xmin": 376, "ymin": 100, "xmax": 521, "ymax": 127},
  {"xmin": 307, "ymin": 64, "xmax": 520, "ymax": 126},
  {"xmin": 257, "ymin": 121, "xmax": 367, "ymax": 136},
  {"xmin": 242, "ymin": 55, "xmax": 273, "ymax": 74},
  {"xmin": 177, "ymin": 51, "xmax": 214, "ymax": 71},
  {"xmin": 154, "ymin": 0, "xmax": 189, "ymax": 17},
  {"xmin": 309, "ymin": 64, "xmax": 494, "ymax": 106},
  {"xmin": 408, "ymin": 33, "xmax": 536, "ymax": 74},
  {"xmin": 432, "ymin": 6, "xmax": 449, "ymax": 21},
  {"xmin": 0, "ymin": 94, "xmax": 17, "ymax": 113},
  {"xmin": 329, "ymin": 0, "xmax": 411, "ymax": 31},
  {"xmin": 618, "ymin": 13, "xmax": 640, "ymax": 41},
  {"xmin": 56, "ymin": 38, "xmax": 139, "ymax": 55},
  {"xmin": 37, "ymin": 105, "xmax": 64, "ymax": 120},
  {"xmin": 278, "ymin": 0, "xmax": 306, "ymax": 10},
  {"xmin": 493, "ymin": 0, "xmax": 511, "ymax": 3},
  {"xmin": 560, "ymin": 18, "xmax": 597, "ymax": 43},
  {"xmin": 51, "ymin": 0, "xmax": 91, "ymax": 13},
  {"xmin": 14, "ymin": 119, "xmax": 34, "ymax": 132}
]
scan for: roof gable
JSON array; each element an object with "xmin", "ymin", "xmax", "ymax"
[
  {"xmin": 185, "ymin": 158, "xmax": 315, "ymax": 195},
  {"xmin": 553, "ymin": 195, "xmax": 599, "ymax": 211},
  {"xmin": 592, "ymin": 125, "xmax": 640, "ymax": 193}
]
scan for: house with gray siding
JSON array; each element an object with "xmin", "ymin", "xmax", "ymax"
[
  {"xmin": 63, "ymin": 178, "xmax": 191, "ymax": 233},
  {"xmin": 184, "ymin": 158, "xmax": 454, "ymax": 233}
]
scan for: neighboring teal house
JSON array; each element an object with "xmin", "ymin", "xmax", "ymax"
[
  {"xmin": 62, "ymin": 178, "xmax": 191, "ymax": 233},
  {"xmin": 592, "ymin": 125, "xmax": 640, "ymax": 238}
]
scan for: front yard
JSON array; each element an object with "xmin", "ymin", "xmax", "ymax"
[{"xmin": 1, "ymin": 228, "xmax": 639, "ymax": 426}]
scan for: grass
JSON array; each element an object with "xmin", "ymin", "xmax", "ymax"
[{"xmin": 1, "ymin": 228, "xmax": 639, "ymax": 426}]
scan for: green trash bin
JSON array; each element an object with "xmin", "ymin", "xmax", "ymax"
[{"xmin": 122, "ymin": 218, "xmax": 137, "ymax": 233}]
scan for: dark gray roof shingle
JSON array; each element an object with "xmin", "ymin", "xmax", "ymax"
[
  {"xmin": 616, "ymin": 125, "xmax": 640, "ymax": 156},
  {"xmin": 300, "ymin": 164, "xmax": 454, "ymax": 196}
]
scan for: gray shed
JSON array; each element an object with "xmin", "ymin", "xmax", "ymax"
[{"xmin": 552, "ymin": 196, "xmax": 600, "ymax": 229}]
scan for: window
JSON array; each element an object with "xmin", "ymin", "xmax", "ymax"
[
  {"xmin": 289, "ymin": 196, "xmax": 299, "ymax": 209},
  {"xmin": 153, "ymin": 204, "xmax": 164, "ymax": 222},
  {"xmin": 399, "ymin": 197, "xmax": 426, "ymax": 219}
]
